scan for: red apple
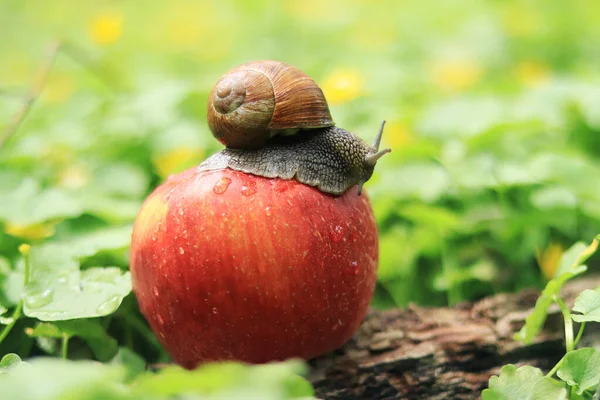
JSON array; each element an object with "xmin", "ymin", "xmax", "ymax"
[{"xmin": 130, "ymin": 167, "xmax": 379, "ymax": 368}]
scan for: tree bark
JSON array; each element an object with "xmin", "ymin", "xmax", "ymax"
[{"xmin": 309, "ymin": 276, "xmax": 600, "ymax": 400}]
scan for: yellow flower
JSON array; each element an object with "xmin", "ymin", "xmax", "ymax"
[
  {"xmin": 321, "ymin": 69, "xmax": 365, "ymax": 105},
  {"xmin": 536, "ymin": 242, "xmax": 564, "ymax": 280},
  {"xmin": 515, "ymin": 60, "xmax": 551, "ymax": 86},
  {"xmin": 5, "ymin": 222, "xmax": 57, "ymax": 241},
  {"xmin": 18, "ymin": 244, "xmax": 31, "ymax": 256},
  {"xmin": 89, "ymin": 12, "xmax": 123, "ymax": 46},
  {"xmin": 384, "ymin": 121, "xmax": 413, "ymax": 149},
  {"xmin": 430, "ymin": 59, "xmax": 482, "ymax": 91},
  {"xmin": 153, "ymin": 147, "xmax": 204, "ymax": 178},
  {"xmin": 57, "ymin": 164, "xmax": 89, "ymax": 190}
]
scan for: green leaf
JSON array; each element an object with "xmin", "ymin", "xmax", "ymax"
[
  {"xmin": 432, "ymin": 259, "xmax": 497, "ymax": 291},
  {"xmin": 0, "ymin": 304, "xmax": 10, "ymax": 325},
  {"xmin": 556, "ymin": 348, "xmax": 600, "ymax": 395},
  {"xmin": 133, "ymin": 359, "xmax": 313, "ymax": 399},
  {"xmin": 55, "ymin": 320, "xmax": 119, "ymax": 362},
  {"xmin": 93, "ymin": 162, "xmax": 150, "ymax": 198},
  {"xmin": 513, "ymin": 292, "xmax": 555, "ymax": 344},
  {"xmin": 110, "ymin": 347, "xmax": 147, "ymax": 382},
  {"xmin": 81, "ymin": 195, "xmax": 143, "ymax": 223},
  {"xmin": 27, "ymin": 320, "xmax": 118, "ymax": 361},
  {"xmin": 554, "ymin": 237, "xmax": 599, "ymax": 278},
  {"xmin": 396, "ymin": 203, "xmax": 460, "ymax": 233},
  {"xmin": 0, "ymin": 179, "xmax": 83, "ymax": 226},
  {"xmin": 0, "ymin": 358, "xmax": 127, "ymax": 400},
  {"xmin": 0, "ymin": 357, "xmax": 314, "ymax": 400},
  {"xmin": 514, "ymin": 238, "xmax": 597, "ymax": 343},
  {"xmin": 530, "ymin": 186, "xmax": 577, "ymax": 210},
  {"xmin": 23, "ymin": 267, "xmax": 131, "ymax": 321},
  {"xmin": 495, "ymin": 162, "xmax": 539, "ymax": 186},
  {"xmin": 28, "ymin": 322, "xmax": 64, "ymax": 339},
  {"xmin": 572, "ymin": 287, "xmax": 600, "ymax": 323},
  {"xmin": 377, "ymin": 163, "xmax": 450, "ymax": 202},
  {"xmin": 514, "ymin": 265, "xmax": 588, "ymax": 343},
  {"xmin": 419, "ymin": 97, "xmax": 505, "ymax": 139},
  {"xmin": 0, "ymin": 353, "xmax": 25, "ymax": 374},
  {"xmin": 482, "ymin": 364, "xmax": 567, "ymax": 400},
  {"xmin": 13, "ymin": 226, "xmax": 134, "ymax": 321},
  {"xmin": 58, "ymin": 225, "xmax": 134, "ymax": 259},
  {"xmin": 246, "ymin": 360, "xmax": 314, "ymax": 398},
  {"xmin": 377, "ymin": 227, "xmax": 420, "ymax": 280}
]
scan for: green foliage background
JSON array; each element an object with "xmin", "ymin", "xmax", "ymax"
[{"xmin": 0, "ymin": 0, "xmax": 600, "ymax": 398}]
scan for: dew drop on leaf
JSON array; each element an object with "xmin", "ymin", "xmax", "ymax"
[
  {"xmin": 96, "ymin": 295, "xmax": 122, "ymax": 315},
  {"xmin": 24, "ymin": 288, "xmax": 54, "ymax": 309}
]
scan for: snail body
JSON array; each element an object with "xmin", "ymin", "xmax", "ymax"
[
  {"xmin": 199, "ymin": 123, "xmax": 390, "ymax": 196},
  {"xmin": 207, "ymin": 60, "xmax": 334, "ymax": 149},
  {"xmin": 204, "ymin": 60, "xmax": 390, "ymax": 196}
]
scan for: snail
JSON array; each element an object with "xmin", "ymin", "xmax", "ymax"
[
  {"xmin": 207, "ymin": 60, "xmax": 334, "ymax": 149},
  {"xmin": 199, "ymin": 60, "xmax": 390, "ymax": 196}
]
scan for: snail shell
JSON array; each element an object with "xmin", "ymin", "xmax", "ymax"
[
  {"xmin": 207, "ymin": 60, "xmax": 334, "ymax": 149},
  {"xmin": 198, "ymin": 122, "xmax": 391, "ymax": 196}
]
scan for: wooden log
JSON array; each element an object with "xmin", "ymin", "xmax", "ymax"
[{"xmin": 309, "ymin": 276, "xmax": 600, "ymax": 400}]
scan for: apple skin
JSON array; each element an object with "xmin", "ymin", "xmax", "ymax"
[{"xmin": 130, "ymin": 167, "xmax": 379, "ymax": 368}]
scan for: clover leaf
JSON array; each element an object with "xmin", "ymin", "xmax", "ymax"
[
  {"xmin": 556, "ymin": 348, "xmax": 600, "ymax": 395},
  {"xmin": 482, "ymin": 365, "xmax": 567, "ymax": 400}
]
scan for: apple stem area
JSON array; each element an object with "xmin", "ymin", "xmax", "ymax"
[{"xmin": 308, "ymin": 275, "xmax": 600, "ymax": 399}]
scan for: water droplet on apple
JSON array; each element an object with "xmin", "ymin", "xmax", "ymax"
[
  {"xmin": 179, "ymin": 247, "xmax": 185, "ymax": 255},
  {"xmin": 157, "ymin": 314, "xmax": 165, "ymax": 326},
  {"xmin": 274, "ymin": 180, "xmax": 290, "ymax": 193},
  {"xmin": 151, "ymin": 236, "xmax": 157, "ymax": 242},
  {"xmin": 331, "ymin": 318, "xmax": 344, "ymax": 332},
  {"xmin": 24, "ymin": 288, "xmax": 54, "ymax": 309},
  {"xmin": 347, "ymin": 260, "xmax": 360, "ymax": 276},
  {"xmin": 329, "ymin": 225, "xmax": 345, "ymax": 243},
  {"xmin": 213, "ymin": 177, "xmax": 232, "ymax": 194},
  {"xmin": 212, "ymin": 307, "xmax": 218, "ymax": 314},
  {"xmin": 265, "ymin": 206, "xmax": 272, "ymax": 217},
  {"xmin": 153, "ymin": 286, "xmax": 159, "ymax": 296},
  {"xmin": 163, "ymin": 187, "xmax": 176, "ymax": 201},
  {"xmin": 241, "ymin": 181, "xmax": 257, "ymax": 196},
  {"xmin": 96, "ymin": 295, "xmax": 121, "ymax": 315}
]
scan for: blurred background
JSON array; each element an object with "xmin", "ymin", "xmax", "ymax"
[{"xmin": 1, "ymin": 0, "xmax": 600, "ymax": 312}]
